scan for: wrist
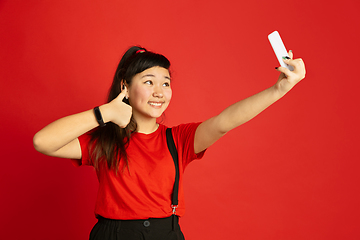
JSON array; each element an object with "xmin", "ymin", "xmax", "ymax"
[
  {"xmin": 98, "ymin": 103, "xmax": 112, "ymax": 125},
  {"xmin": 269, "ymin": 83, "xmax": 286, "ymax": 102},
  {"xmin": 271, "ymin": 84, "xmax": 286, "ymax": 99},
  {"xmin": 93, "ymin": 106, "xmax": 106, "ymax": 127}
]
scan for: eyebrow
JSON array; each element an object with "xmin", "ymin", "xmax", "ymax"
[{"xmin": 141, "ymin": 74, "xmax": 171, "ymax": 80}]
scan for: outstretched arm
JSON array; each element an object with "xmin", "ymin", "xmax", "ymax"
[{"xmin": 194, "ymin": 51, "xmax": 306, "ymax": 154}]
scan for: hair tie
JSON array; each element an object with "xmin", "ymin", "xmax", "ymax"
[{"xmin": 136, "ymin": 49, "xmax": 145, "ymax": 54}]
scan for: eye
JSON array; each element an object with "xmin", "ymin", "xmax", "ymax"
[
  {"xmin": 144, "ymin": 80, "xmax": 153, "ymax": 85},
  {"xmin": 163, "ymin": 82, "xmax": 170, "ymax": 87}
]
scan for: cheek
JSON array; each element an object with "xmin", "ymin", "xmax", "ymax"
[
  {"xmin": 132, "ymin": 87, "xmax": 151, "ymax": 102},
  {"xmin": 165, "ymin": 89, "xmax": 172, "ymax": 101}
]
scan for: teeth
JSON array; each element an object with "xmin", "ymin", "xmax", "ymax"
[{"xmin": 149, "ymin": 102, "xmax": 162, "ymax": 106}]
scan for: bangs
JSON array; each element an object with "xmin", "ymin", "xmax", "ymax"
[{"xmin": 124, "ymin": 52, "xmax": 170, "ymax": 81}]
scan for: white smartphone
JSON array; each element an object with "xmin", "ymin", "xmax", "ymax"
[{"xmin": 268, "ymin": 31, "xmax": 293, "ymax": 71}]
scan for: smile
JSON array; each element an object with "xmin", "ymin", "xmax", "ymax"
[{"xmin": 148, "ymin": 102, "xmax": 164, "ymax": 107}]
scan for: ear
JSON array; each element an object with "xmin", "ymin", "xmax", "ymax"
[
  {"xmin": 121, "ymin": 80, "xmax": 127, "ymax": 90},
  {"xmin": 121, "ymin": 80, "xmax": 130, "ymax": 100}
]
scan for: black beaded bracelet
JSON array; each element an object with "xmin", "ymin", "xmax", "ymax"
[{"xmin": 93, "ymin": 106, "xmax": 106, "ymax": 127}]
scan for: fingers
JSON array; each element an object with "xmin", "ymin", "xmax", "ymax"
[
  {"xmin": 283, "ymin": 57, "xmax": 305, "ymax": 74},
  {"xmin": 276, "ymin": 66, "xmax": 292, "ymax": 77},
  {"xmin": 276, "ymin": 56, "xmax": 306, "ymax": 81}
]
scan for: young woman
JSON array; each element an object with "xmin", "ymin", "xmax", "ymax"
[{"xmin": 33, "ymin": 46, "xmax": 305, "ymax": 240}]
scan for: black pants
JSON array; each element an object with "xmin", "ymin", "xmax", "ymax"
[{"xmin": 89, "ymin": 215, "xmax": 185, "ymax": 240}]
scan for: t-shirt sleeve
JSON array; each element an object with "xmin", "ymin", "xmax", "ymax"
[
  {"xmin": 171, "ymin": 122, "xmax": 206, "ymax": 167},
  {"xmin": 70, "ymin": 132, "xmax": 93, "ymax": 167}
]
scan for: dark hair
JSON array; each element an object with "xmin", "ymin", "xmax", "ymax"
[{"xmin": 89, "ymin": 46, "xmax": 171, "ymax": 173}]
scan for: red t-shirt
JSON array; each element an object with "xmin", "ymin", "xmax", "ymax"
[{"xmin": 72, "ymin": 122, "xmax": 205, "ymax": 220}]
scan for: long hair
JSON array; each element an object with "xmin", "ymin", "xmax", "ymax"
[{"xmin": 89, "ymin": 46, "xmax": 171, "ymax": 173}]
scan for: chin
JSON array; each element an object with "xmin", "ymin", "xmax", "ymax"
[{"xmin": 150, "ymin": 112, "xmax": 165, "ymax": 119}]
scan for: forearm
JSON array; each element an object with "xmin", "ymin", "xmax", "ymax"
[
  {"xmin": 33, "ymin": 104, "xmax": 110, "ymax": 155},
  {"xmin": 216, "ymin": 85, "xmax": 284, "ymax": 133},
  {"xmin": 33, "ymin": 86, "xmax": 132, "ymax": 157},
  {"xmin": 195, "ymin": 85, "xmax": 284, "ymax": 153}
]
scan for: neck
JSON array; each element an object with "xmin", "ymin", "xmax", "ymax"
[{"xmin": 135, "ymin": 118, "xmax": 159, "ymax": 134}]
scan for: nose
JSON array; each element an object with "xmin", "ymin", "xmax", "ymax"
[{"xmin": 152, "ymin": 85, "xmax": 163, "ymax": 98}]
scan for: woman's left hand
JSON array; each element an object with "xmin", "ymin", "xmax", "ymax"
[{"xmin": 275, "ymin": 51, "xmax": 306, "ymax": 94}]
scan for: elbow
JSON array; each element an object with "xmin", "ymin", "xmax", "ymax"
[
  {"xmin": 33, "ymin": 132, "xmax": 48, "ymax": 154},
  {"xmin": 217, "ymin": 126, "xmax": 229, "ymax": 136},
  {"xmin": 216, "ymin": 121, "xmax": 231, "ymax": 136},
  {"xmin": 33, "ymin": 132, "xmax": 42, "ymax": 152}
]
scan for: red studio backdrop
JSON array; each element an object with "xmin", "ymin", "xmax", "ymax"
[{"xmin": 1, "ymin": 0, "xmax": 359, "ymax": 239}]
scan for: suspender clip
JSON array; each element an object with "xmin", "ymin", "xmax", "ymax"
[{"xmin": 171, "ymin": 205, "xmax": 178, "ymax": 215}]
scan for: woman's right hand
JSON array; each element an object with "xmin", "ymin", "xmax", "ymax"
[{"xmin": 102, "ymin": 87, "xmax": 133, "ymax": 128}]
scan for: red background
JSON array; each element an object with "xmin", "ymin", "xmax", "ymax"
[{"xmin": 1, "ymin": 0, "xmax": 359, "ymax": 239}]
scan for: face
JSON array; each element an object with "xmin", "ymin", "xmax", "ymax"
[{"xmin": 127, "ymin": 66, "xmax": 172, "ymax": 121}]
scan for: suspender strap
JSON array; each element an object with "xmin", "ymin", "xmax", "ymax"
[{"xmin": 166, "ymin": 128, "xmax": 179, "ymax": 212}]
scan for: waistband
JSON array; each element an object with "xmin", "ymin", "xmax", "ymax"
[{"xmin": 97, "ymin": 215, "xmax": 180, "ymax": 231}]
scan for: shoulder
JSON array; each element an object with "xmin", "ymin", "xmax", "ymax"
[
  {"xmin": 163, "ymin": 122, "xmax": 202, "ymax": 146},
  {"xmin": 170, "ymin": 122, "xmax": 202, "ymax": 136}
]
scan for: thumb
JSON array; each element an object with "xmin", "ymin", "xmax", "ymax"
[{"xmin": 117, "ymin": 86, "xmax": 128, "ymax": 100}]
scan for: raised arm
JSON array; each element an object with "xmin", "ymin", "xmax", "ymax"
[
  {"xmin": 33, "ymin": 88, "xmax": 132, "ymax": 159},
  {"xmin": 194, "ymin": 52, "xmax": 306, "ymax": 154}
]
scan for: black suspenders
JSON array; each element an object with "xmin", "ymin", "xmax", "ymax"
[
  {"xmin": 166, "ymin": 128, "xmax": 180, "ymax": 231},
  {"xmin": 165, "ymin": 128, "xmax": 179, "ymax": 215}
]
